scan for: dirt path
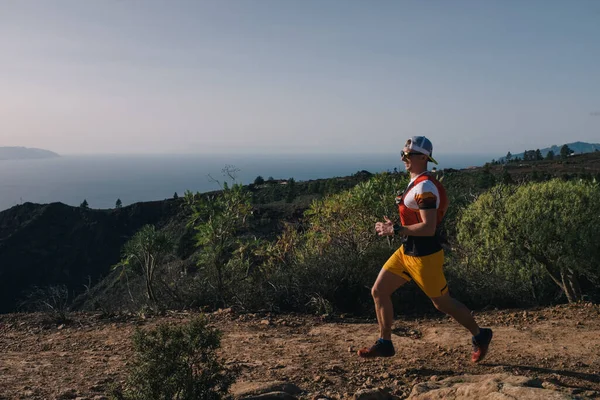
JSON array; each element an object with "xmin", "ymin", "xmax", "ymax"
[{"xmin": 1, "ymin": 303, "xmax": 599, "ymax": 399}]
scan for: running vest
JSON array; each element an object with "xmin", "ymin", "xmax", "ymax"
[{"xmin": 396, "ymin": 172, "xmax": 448, "ymax": 257}]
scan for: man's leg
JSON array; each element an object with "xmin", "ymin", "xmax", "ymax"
[
  {"xmin": 430, "ymin": 292, "xmax": 479, "ymax": 336},
  {"xmin": 358, "ymin": 269, "xmax": 407, "ymax": 357},
  {"xmin": 358, "ymin": 249, "xmax": 408, "ymax": 358},
  {"xmin": 372, "ymin": 268, "xmax": 408, "ymax": 339},
  {"xmin": 430, "ymin": 292, "xmax": 493, "ymax": 362}
]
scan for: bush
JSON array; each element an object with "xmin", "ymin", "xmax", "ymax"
[
  {"xmin": 249, "ymin": 173, "xmax": 409, "ymax": 314},
  {"xmin": 456, "ymin": 180, "xmax": 600, "ymax": 304},
  {"xmin": 20, "ymin": 285, "xmax": 71, "ymax": 324},
  {"xmin": 112, "ymin": 316, "xmax": 235, "ymax": 400}
]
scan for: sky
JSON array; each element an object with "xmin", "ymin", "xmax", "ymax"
[{"xmin": 0, "ymin": 0, "xmax": 599, "ymax": 155}]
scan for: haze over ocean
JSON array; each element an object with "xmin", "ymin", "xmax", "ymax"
[{"xmin": 0, "ymin": 153, "xmax": 494, "ymax": 211}]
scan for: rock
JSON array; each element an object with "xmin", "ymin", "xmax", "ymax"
[
  {"xmin": 241, "ymin": 392, "xmax": 297, "ymax": 400},
  {"xmin": 232, "ymin": 381, "xmax": 303, "ymax": 399},
  {"xmin": 408, "ymin": 373, "xmax": 573, "ymax": 399},
  {"xmin": 260, "ymin": 319, "xmax": 271, "ymax": 325},
  {"xmin": 353, "ymin": 388, "xmax": 391, "ymax": 400},
  {"xmin": 57, "ymin": 389, "xmax": 79, "ymax": 399}
]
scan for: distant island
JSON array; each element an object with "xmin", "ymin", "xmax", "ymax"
[
  {"xmin": 498, "ymin": 141, "xmax": 600, "ymax": 163},
  {"xmin": 0, "ymin": 147, "xmax": 60, "ymax": 160}
]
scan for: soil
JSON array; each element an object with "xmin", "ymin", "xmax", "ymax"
[{"xmin": 1, "ymin": 303, "xmax": 599, "ymax": 399}]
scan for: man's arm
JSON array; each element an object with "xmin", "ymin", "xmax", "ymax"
[{"xmin": 399, "ymin": 208, "xmax": 437, "ymax": 237}]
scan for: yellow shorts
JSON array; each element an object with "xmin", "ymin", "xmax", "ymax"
[{"xmin": 383, "ymin": 246, "xmax": 448, "ymax": 298}]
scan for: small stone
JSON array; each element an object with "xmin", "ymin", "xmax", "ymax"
[
  {"xmin": 353, "ymin": 388, "xmax": 388, "ymax": 400},
  {"xmin": 58, "ymin": 389, "xmax": 78, "ymax": 399},
  {"xmin": 261, "ymin": 319, "xmax": 271, "ymax": 325}
]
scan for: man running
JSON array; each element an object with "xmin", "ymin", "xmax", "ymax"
[{"xmin": 358, "ymin": 136, "xmax": 493, "ymax": 362}]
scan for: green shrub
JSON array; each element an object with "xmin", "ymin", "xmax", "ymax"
[
  {"xmin": 456, "ymin": 180, "xmax": 600, "ymax": 304},
  {"xmin": 112, "ymin": 316, "xmax": 235, "ymax": 400}
]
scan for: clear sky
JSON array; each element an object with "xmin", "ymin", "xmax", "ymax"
[{"xmin": 1, "ymin": 0, "xmax": 599, "ymax": 155}]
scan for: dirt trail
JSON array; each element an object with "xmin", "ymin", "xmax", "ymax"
[{"xmin": 1, "ymin": 303, "xmax": 599, "ymax": 399}]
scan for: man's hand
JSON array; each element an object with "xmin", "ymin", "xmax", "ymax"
[{"xmin": 375, "ymin": 216, "xmax": 394, "ymax": 236}]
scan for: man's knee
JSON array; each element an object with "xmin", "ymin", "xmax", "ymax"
[
  {"xmin": 371, "ymin": 285, "xmax": 380, "ymax": 300},
  {"xmin": 371, "ymin": 285, "xmax": 388, "ymax": 301},
  {"xmin": 431, "ymin": 296, "xmax": 453, "ymax": 314}
]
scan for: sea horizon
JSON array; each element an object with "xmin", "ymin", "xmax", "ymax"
[{"xmin": 0, "ymin": 152, "xmax": 495, "ymax": 212}]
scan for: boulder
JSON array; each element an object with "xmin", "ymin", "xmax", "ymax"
[{"xmin": 408, "ymin": 373, "xmax": 573, "ymax": 400}]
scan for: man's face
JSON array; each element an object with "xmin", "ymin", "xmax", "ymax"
[{"xmin": 401, "ymin": 147, "xmax": 428, "ymax": 171}]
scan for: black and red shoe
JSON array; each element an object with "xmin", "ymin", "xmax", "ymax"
[
  {"xmin": 357, "ymin": 339, "xmax": 395, "ymax": 358},
  {"xmin": 471, "ymin": 328, "xmax": 493, "ymax": 362}
]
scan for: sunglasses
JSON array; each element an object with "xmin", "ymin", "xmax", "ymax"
[{"xmin": 401, "ymin": 151, "xmax": 423, "ymax": 159}]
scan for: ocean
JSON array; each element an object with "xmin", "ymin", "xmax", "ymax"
[{"xmin": 0, "ymin": 153, "xmax": 494, "ymax": 211}]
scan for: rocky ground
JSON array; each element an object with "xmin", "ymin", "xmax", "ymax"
[{"xmin": 1, "ymin": 303, "xmax": 599, "ymax": 399}]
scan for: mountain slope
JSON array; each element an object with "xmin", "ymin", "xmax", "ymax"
[
  {"xmin": 0, "ymin": 200, "xmax": 182, "ymax": 313},
  {"xmin": 0, "ymin": 147, "xmax": 60, "ymax": 160},
  {"xmin": 503, "ymin": 141, "xmax": 600, "ymax": 160}
]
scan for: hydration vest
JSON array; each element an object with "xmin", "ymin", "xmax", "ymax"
[{"xmin": 396, "ymin": 172, "xmax": 448, "ymax": 256}]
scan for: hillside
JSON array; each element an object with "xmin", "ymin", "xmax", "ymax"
[
  {"xmin": 0, "ymin": 200, "xmax": 183, "ymax": 313},
  {"xmin": 500, "ymin": 141, "xmax": 600, "ymax": 161},
  {"xmin": 1, "ymin": 154, "xmax": 599, "ymax": 314},
  {"xmin": 484, "ymin": 151, "xmax": 600, "ymax": 181},
  {"xmin": 0, "ymin": 174, "xmax": 367, "ymax": 314},
  {"xmin": 0, "ymin": 146, "xmax": 60, "ymax": 160}
]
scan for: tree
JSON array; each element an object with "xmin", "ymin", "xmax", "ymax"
[
  {"xmin": 505, "ymin": 151, "xmax": 512, "ymax": 163},
  {"xmin": 115, "ymin": 225, "xmax": 174, "ymax": 305},
  {"xmin": 186, "ymin": 182, "xmax": 253, "ymax": 306},
  {"xmin": 535, "ymin": 149, "xmax": 543, "ymax": 161},
  {"xmin": 253, "ymin": 176, "xmax": 265, "ymax": 185},
  {"xmin": 173, "ymin": 192, "xmax": 179, "ymax": 199},
  {"xmin": 523, "ymin": 150, "xmax": 537, "ymax": 161},
  {"xmin": 80, "ymin": 199, "xmax": 89, "ymax": 209},
  {"xmin": 115, "ymin": 198, "xmax": 123, "ymax": 209},
  {"xmin": 501, "ymin": 167, "xmax": 513, "ymax": 184},
  {"xmin": 285, "ymin": 178, "xmax": 296, "ymax": 203},
  {"xmin": 457, "ymin": 180, "xmax": 600, "ymax": 303},
  {"xmin": 477, "ymin": 165, "xmax": 496, "ymax": 189},
  {"xmin": 546, "ymin": 150, "xmax": 555, "ymax": 160},
  {"xmin": 560, "ymin": 144, "xmax": 573, "ymax": 159}
]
